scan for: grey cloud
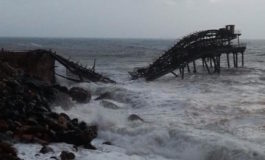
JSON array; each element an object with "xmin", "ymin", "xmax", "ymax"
[{"xmin": 0, "ymin": 0, "xmax": 264, "ymax": 39}]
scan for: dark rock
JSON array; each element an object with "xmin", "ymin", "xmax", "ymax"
[
  {"xmin": 0, "ymin": 71, "xmax": 97, "ymax": 150},
  {"xmin": 128, "ymin": 114, "xmax": 144, "ymax": 122},
  {"xmin": 0, "ymin": 142, "xmax": 20, "ymax": 160},
  {"xmin": 48, "ymin": 113, "xmax": 59, "ymax": 119},
  {"xmin": 56, "ymin": 127, "xmax": 97, "ymax": 147},
  {"xmin": 71, "ymin": 119, "xmax": 78, "ymax": 125},
  {"xmin": 50, "ymin": 156, "xmax": 59, "ymax": 160},
  {"xmin": 6, "ymin": 130, "xmax": 14, "ymax": 137},
  {"xmin": 78, "ymin": 121, "xmax": 87, "ymax": 130},
  {"xmin": 60, "ymin": 151, "xmax": 75, "ymax": 160},
  {"xmin": 0, "ymin": 119, "xmax": 9, "ymax": 131},
  {"xmin": 73, "ymin": 145, "xmax": 78, "ymax": 152},
  {"xmin": 101, "ymin": 100, "xmax": 120, "ymax": 109},
  {"xmin": 18, "ymin": 134, "xmax": 34, "ymax": 143},
  {"xmin": 6, "ymin": 79, "xmax": 20, "ymax": 89},
  {"xmin": 253, "ymin": 152, "xmax": 258, "ymax": 157},
  {"xmin": 103, "ymin": 141, "xmax": 112, "ymax": 145},
  {"xmin": 53, "ymin": 85, "xmax": 69, "ymax": 94},
  {"xmin": 39, "ymin": 145, "xmax": 54, "ymax": 154},
  {"xmin": 69, "ymin": 87, "xmax": 91, "ymax": 103},
  {"xmin": 57, "ymin": 115, "xmax": 69, "ymax": 129},
  {"xmin": 95, "ymin": 92, "xmax": 111, "ymax": 100},
  {"xmin": 59, "ymin": 113, "xmax": 71, "ymax": 121},
  {"xmin": 53, "ymin": 91, "xmax": 72, "ymax": 110},
  {"xmin": 83, "ymin": 143, "xmax": 96, "ymax": 150},
  {"xmin": 86, "ymin": 125, "xmax": 98, "ymax": 139},
  {"xmin": 26, "ymin": 117, "xmax": 39, "ymax": 125}
]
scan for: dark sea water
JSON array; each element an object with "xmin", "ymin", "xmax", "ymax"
[
  {"xmin": 0, "ymin": 38, "xmax": 176, "ymax": 82},
  {"xmin": 1, "ymin": 38, "xmax": 265, "ymax": 160}
]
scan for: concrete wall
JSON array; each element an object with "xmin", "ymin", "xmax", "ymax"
[{"xmin": 0, "ymin": 50, "xmax": 55, "ymax": 84}]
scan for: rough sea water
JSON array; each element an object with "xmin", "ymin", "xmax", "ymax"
[{"xmin": 1, "ymin": 38, "xmax": 265, "ymax": 160}]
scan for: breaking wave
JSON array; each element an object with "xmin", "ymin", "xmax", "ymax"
[{"xmin": 2, "ymin": 38, "xmax": 265, "ymax": 160}]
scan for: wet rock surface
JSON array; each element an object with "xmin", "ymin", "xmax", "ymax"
[
  {"xmin": 69, "ymin": 87, "xmax": 91, "ymax": 103},
  {"xmin": 103, "ymin": 141, "xmax": 112, "ymax": 145},
  {"xmin": 60, "ymin": 151, "xmax": 75, "ymax": 160},
  {"xmin": 128, "ymin": 114, "xmax": 144, "ymax": 122},
  {"xmin": 39, "ymin": 145, "xmax": 54, "ymax": 154},
  {"xmin": 0, "ymin": 76, "xmax": 97, "ymax": 147},
  {"xmin": 95, "ymin": 92, "xmax": 112, "ymax": 101},
  {"xmin": 0, "ymin": 142, "xmax": 20, "ymax": 160},
  {"xmin": 101, "ymin": 100, "xmax": 120, "ymax": 109}
]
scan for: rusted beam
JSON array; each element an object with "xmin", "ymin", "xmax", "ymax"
[
  {"xmin": 171, "ymin": 71, "xmax": 178, "ymax": 78},
  {"xmin": 193, "ymin": 61, "xmax": 197, "ymax": 73},
  {"xmin": 235, "ymin": 53, "xmax": 238, "ymax": 68},
  {"xmin": 204, "ymin": 59, "xmax": 211, "ymax": 74},
  {"xmin": 49, "ymin": 52, "xmax": 115, "ymax": 83}
]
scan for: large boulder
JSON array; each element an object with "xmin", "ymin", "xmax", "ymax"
[{"xmin": 69, "ymin": 87, "xmax": 91, "ymax": 103}]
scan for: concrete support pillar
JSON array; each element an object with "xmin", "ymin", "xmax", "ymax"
[
  {"xmin": 193, "ymin": 61, "xmax": 197, "ymax": 73},
  {"xmin": 226, "ymin": 53, "xmax": 230, "ymax": 68}
]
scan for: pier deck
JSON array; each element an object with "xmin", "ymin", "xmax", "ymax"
[{"xmin": 130, "ymin": 25, "xmax": 247, "ymax": 81}]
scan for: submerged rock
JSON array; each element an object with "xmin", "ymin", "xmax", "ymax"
[
  {"xmin": 103, "ymin": 141, "xmax": 112, "ymax": 145},
  {"xmin": 50, "ymin": 156, "xmax": 59, "ymax": 160},
  {"xmin": 128, "ymin": 114, "xmax": 144, "ymax": 122},
  {"xmin": 101, "ymin": 100, "xmax": 120, "ymax": 109},
  {"xmin": 69, "ymin": 87, "xmax": 91, "ymax": 103},
  {"xmin": 39, "ymin": 145, "xmax": 54, "ymax": 154},
  {"xmin": 95, "ymin": 92, "xmax": 111, "ymax": 100},
  {"xmin": 53, "ymin": 90, "xmax": 72, "ymax": 110}
]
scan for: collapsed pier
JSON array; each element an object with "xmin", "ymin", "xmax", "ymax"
[
  {"xmin": 0, "ymin": 49, "xmax": 115, "ymax": 84},
  {"xmin": 130, "ymin": 25, "xmax": 247, "ymax": 81},
  {"xmin": 0, "ymin": 25, "xmax": 247, "ymax": 82}
]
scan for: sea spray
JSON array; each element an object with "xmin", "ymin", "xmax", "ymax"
[{"xmin": 2, "ymin": 38, "xmax": 265, "ymax": 160}]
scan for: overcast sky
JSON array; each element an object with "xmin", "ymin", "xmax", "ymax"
[{"xmin": 0, "ymin": 0, "xmax": 264, "ymax": 39}]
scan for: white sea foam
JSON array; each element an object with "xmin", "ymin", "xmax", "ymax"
[
  {"xmin": 30, "ymin": 42, "xmax": 43, "ymax": 48},
  {"xmin": 12, "ymin": 39, "xmax": 265, "ymax": 160}
]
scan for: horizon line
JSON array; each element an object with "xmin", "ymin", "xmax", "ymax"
[{"xmin": 0, "ymin": 36, "xmax": 264, "ymax": 41}]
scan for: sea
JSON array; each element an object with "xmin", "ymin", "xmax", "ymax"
[{"xmin": 1, "ymin": 38, "xmax": 265, "ymax": 160}]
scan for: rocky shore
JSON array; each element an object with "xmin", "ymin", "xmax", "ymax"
[{"xmin": 0, "ymin": 62, "xmax": 97, "ymax": 159}]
